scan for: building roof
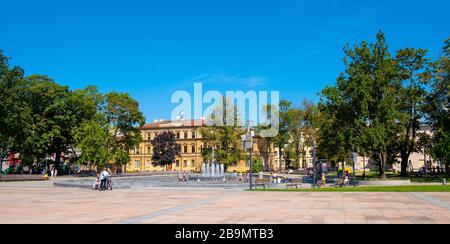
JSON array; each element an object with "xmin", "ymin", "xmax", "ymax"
[{"xmin": 141, "ymin": 119, "xmax": 206, "ymax": 130}]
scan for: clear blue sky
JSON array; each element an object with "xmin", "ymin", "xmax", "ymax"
[{"xmin": 1, "ymin": 0, "xmax": 449, "ymax": 122}]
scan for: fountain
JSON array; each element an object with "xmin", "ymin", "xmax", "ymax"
[
  {"xmin": 190, "ymin": 162, "xmax": 237, "ymax": 182},
  {"xmin": 188, "ymin": 147, "xmax": 239, "ymax": 183},
  {"xmin": 201, "ymin": 163, "xmax": 206, "ymax": 178}
]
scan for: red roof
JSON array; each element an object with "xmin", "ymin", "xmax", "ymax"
[{"xmin": 141, "ymin": 119, "xmax": 206, "ymax": 129}]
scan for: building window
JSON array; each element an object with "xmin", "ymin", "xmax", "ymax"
[
  {"xmin": 134, "ymin": 160, "xmax": 141, "ymax": 169},
  {"xmin": 176, "ymin": 160, "xmax": 180, "ymax": 167},
  {"xmin": 147, "ymin": 147, "xmax": 151, "ymax": 154},
  {"xmin": 183, "ymin": 160, "xmax": 187, "ymax": 167},
  {"xmin": 192, "ymin": 131, "xmax": 196, "ymax": 139},
  {"xmin": 191, "ymin": 160, "xmax": 195, "ymax": 167},
  {"xmin": 191, "ymin": 145, "xmax": 196, "ymax": 153},
  {"xmin": 183, "ymin": 131, "xmax": 188, "ymax": 139},
  {"xmin": 147, "ymin": 133, "xmax": 151, "ymax": 140},
  {"xmin": 135, "ymin": 147, "xmax": 140, "ymax": 155},
  {"xmin": 184, "ymin": 145, "xmax": 188, "ymax": 153},
  {"xmin": 176, "ymin": 132, "xmax": 180, "ymax": 139},
  {"xmin": 146, "ymin": 160, "xmax": 151, "ymax": 168}
]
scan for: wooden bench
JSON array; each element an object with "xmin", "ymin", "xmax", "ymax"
[
  {"xmin": 286, "ymin": 179, "xmax": 303, "ymax": 189},
  {"xmin": 254, "ymin": 178, "xmax": 271, "ymax": 189}
]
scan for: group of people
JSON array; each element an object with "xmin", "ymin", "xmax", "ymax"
[
  {"xmin": 337, "ymin": 170, "xmax": 350, "ymax": 187},
  {"xmin": 178, "ymin": 172, "xmax": 188, "ymax": 182},
  {"xmin": 271, "ymin": 172, "xmax": 288, "ymax": 184},
  {"xmin": 238, "ymin": 173, "xmax": 250, "ymax": 183},
  {"xmin": 49, "ymin": 165, "xmax": 58, "ymax": 178},
  {"xmin": 93, "ymin": 168, "xmax": 113, "ymax": 191}
]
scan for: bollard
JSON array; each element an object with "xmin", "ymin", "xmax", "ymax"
[{"xmin": 443, "ymin": 178, "xmax": 447, "ymax": 186}]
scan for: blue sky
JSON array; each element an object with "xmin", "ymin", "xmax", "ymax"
[{"xmin": 1, "ymin": 0, "xmax": 449, "ymax": 122}]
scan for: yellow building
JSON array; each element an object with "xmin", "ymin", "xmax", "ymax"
[
  {"xmin": 126, "ymin": 119, "xmax": 275, "ymax": 173},
  {"xmin": 127, "ymin": 120, "xmax": 204, "ymax": 172}
]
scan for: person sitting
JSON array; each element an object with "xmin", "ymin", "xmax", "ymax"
[
  {"xmin": 243, "ymin": 173, "xmax": 249, "ymax": 183},
  {"xmin": 342, "ymin": 172, "xmax": 350, "ymax": 187},
  {"xmin": 321, "ymin": 173, "xmax": 326, "ymax": 183}
]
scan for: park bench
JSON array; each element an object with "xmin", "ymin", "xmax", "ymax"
[
  {"xmin": 286, "ymin": 179, "xmax": 303, "ymax": 189},
  {"xmin": 254, "ymin": 178, "xmax": 271, "ymax": 189}
]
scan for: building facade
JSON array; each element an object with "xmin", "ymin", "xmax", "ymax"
[
  {"xmin": 126, "ymin": 119, "xmax": 278, "ymax": 173},
  {"xmin": 127, "ymin": 120, "xmax": 204, "ymax": 172},
  {"xmin": 127, "ymin": 120, "xmax": 435, "ymax": 174}
]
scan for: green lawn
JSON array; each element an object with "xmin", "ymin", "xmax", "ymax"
[
  {"xmin": 250, "ymin": 185, "xmax": 450, "ymax": 192},
  {"xmin": 349, "ymin": 172, "xmax": 450, "ymax": 183}
]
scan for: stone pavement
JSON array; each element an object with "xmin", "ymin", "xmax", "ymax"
[{"xmin": 0, "ymin": 180, "xmax": 450, "ymax": 224}]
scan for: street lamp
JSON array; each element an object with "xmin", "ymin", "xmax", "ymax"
[
  {"xmin": 310, "ymin": 135, "xmax": 316, "ymax": 188},
  {"xmin": 242, "ymin": 130, "xmax": 255, "ymax": 190},
  {"xmin": 351, "ymin": 146, "xmax": 357, "ymax": 187}
]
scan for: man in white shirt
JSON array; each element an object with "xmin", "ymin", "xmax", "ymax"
[{"xmin": 100, "ymin": 169, "xmax": 109, "ymax": 191}]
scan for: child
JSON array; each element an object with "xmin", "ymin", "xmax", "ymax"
[{"xmin": 93, "ymin": 173, "xmax": 101, "ymax": 190}]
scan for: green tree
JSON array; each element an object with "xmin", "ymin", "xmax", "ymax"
[
  {"xmin": 251, "ymin": 156, "xmax": 263, "ymax": 173},
  {"xmin": 20, "ymin": 75, "xmax": 73, "ymax": 168},
  {"xmin": 69, "ymin": 86, "xmax": 107, "ymax": 165},
  {"xmin": 105, "ymin": 92, "xmax": 145, "ymax": 170},
  {"xmin": 272, "ymin": 100, "xmax": 293, "ymax": 170},
  {"xmin": 73, "ymin": 120, "xmax": 111, "ymax": 167},
  {"xmin": 200, "ymin": 97, "xmax": 246, "ymax": 167},
  {"xmin": 394, "ymin": 48, "xmax": 431, "ymax": 176},
  {"xmin": 151, "ymin": 131, "xmax": 181, "ymax": 168},
  {"xmin": 427, "ymin": 38, "xmax": 450, "ymax": 168},
  {"xmin": 320, "ymin": 32, "xmax": 400, "ymax": 179},
  {"xmin": 318, "ymin": 86, "xmax": 354, "ymax": 171},
  {"xmin": 0, "ymin": 50, "xmax": 27, "ymax": 172}
]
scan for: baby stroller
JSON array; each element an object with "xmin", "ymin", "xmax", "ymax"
[{"xmin": 106, "ymin": 176, "xmax": 113, "ymax": 190}]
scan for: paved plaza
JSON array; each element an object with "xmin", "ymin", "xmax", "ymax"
[{"xmin": 1, "ymin": 180, "xmax": 450, "ymax": 224}]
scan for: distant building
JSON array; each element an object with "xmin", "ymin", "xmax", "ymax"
[
  {"xmin": 126, "ymin": 119, "xmax": 270, "ymax": 173},
  {"xmin": 354, "ymin": 123, "xmax": 435, "ymax": 172},
  {"xmin": 126, "ymin": 120, "xmax": 437, "ymax": 173}
]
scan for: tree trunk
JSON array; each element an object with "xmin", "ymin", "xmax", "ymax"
[
  {"xmin": 400, "ymin": 154, "xmax": 409, "ymax": 177},
  {"xmin": 279, "ymin": 157, "xmax": 282, "ymax": 172},
  {"xmin": 55, "ymin": 151, "xmax": 62, "ymax": 171},
  {"xmin": 363, "ymin": 156, "xmax": 366, "ymax": 178},
  {"xmin": 379, "ymin": 153, "xmax": 386, "ymax": 180}
]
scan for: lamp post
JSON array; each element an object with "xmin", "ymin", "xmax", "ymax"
[
  {"xmin": 242, "ymin": 131, "xmax": 254, "ymax": 190},
  {"xmin": 310, "ymin": 135, "xmax": 316, "ymax": 188},
  {"xmin": 351, "ymin": 145, "xmax": 356, "ymax": 187}
]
